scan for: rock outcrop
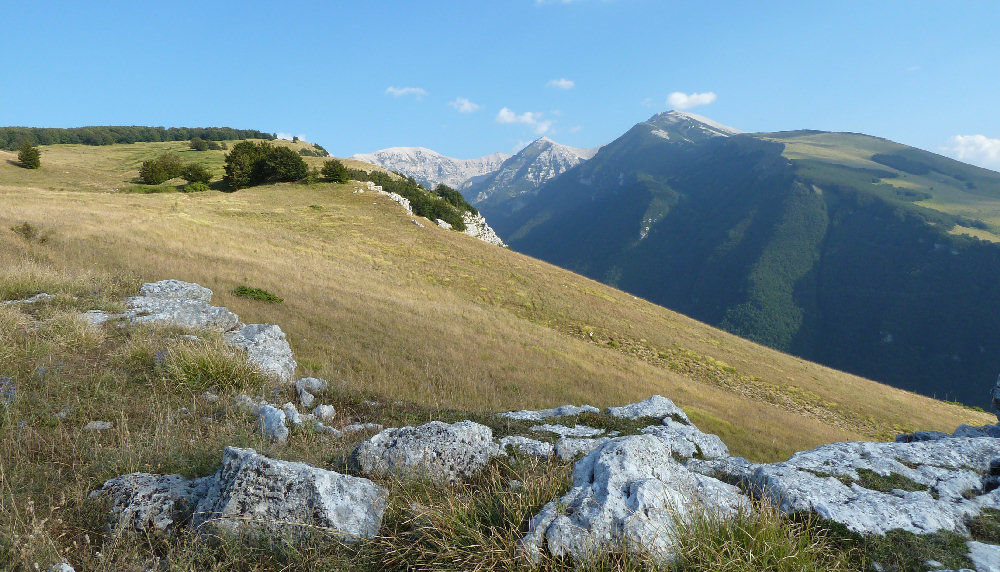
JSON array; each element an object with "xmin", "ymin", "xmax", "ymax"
[
  {"xmin": 607, "ymin": 394, "xmax": 689, "ymax": 422},
  {"xmin": 351, "ymin": 420, "xmax": 501, "ymax": 483},
  {"xmin": 224, "ymin": 323, "xmax": 297, "ymax": 383},
  {"xmin": 90, "ymin": 473, "xmax": 212, "ymax": 536},
  {"xmin": 499, "ymin": 403, "xmax": 600, "ymax": 421},
  {"xmin": 461, "ymin": 211, "xmax": 506, "ymax": 247},
  {"xmin": 522, "ymin": 434, "xmax": 750, "ymax": 563}
]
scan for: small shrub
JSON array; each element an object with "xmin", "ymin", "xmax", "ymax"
[
  {"xmin": 182, "ymin": 182, "xmax": 210, "ymax": 193},
  {"xmin": 181, "ymin": 163, "xmax": 212, "ymax": 184},
  {"xmin": 11, "ymin": 222, "xmax": 44, "ymax": 242},
  {"xmin": 321, "ymin": 159, "xmax": 349, "ymax": 183},
  {"xmin": 232, "ymin": 285, "xmax": 283, "ymax": 303},
  {"xmin": 138, "ymin": 153, "xmax": 183, "ymax": 184}
]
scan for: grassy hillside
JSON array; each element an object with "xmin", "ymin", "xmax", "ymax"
[{"xmin": 0, "ymin": 140, "xmax": 992, "ymax": 568}]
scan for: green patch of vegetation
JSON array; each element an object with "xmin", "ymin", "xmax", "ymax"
[
  {"xmin": 823, "ymin": 521, "xmax": 972, "ymax": 571},
  {"xmin": 121, "ymin": 184, "xmax": 176, "ymax": 194},
  {"xmin": 189, "ymin": 137, "xmax": 224, "ymax": 151},
  {"xmin": 969, "ymin": 508, "xmax": 1000, "ymax": 543},
  {"xmin": 10, "ymin": 222, "xmax": 48, "ymax": 243},
  {"xmin": 321, "ymin": 159, "xmax": 349, "ymax": 183},
  {"xmin": 854, "ymin": 468, "xmax": 929, "ymax": 493},
  {"xmin": 224, "ymin": 141, "xmax": 308, "ymax": 190},
  {"xmin": 17, "ymin": 142, "xmax": 40, "ymax": 169},
  {"xmin": 182, "ymin": 182, "xmax": 210, "ymax": 193},
  {"xmin": 233, "ymin": 285, "xmax": 283, "ymax": 303},
  {"xmin": 0, "ymin": 126, "xmax": 273, "ymax": 150}
]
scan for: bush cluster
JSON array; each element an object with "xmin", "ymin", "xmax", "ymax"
[
  {"xmin": 138, "ymin": 153, "xmax": 213, "ymax": 186},
  {"xmin": 189, "ymin": 137, "xmax": 224, "ymax": 151},
  {"xmin": 345, "ymin": 169, "xmax": 472, "ymax": 230},
  {"xmin": 298, "ymin": 143, "xmax": 330, "ymax": 157},
  {"xmin": 223, "ymin": 141, "xmax": 308, "ymax": 190},
  {"xmin": 321, "ymin": 159, "xmax": 349, "ymax": 183}
]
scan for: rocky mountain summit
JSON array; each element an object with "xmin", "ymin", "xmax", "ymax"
[{"xmin": 350, "ymin": 147, "xmax": 510, "ymax": 190}]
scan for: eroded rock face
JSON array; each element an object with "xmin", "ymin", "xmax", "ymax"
[
  {"xmin": 125, "ymin": 296, "xmax": 240, "ymax": 332},
  {"xmin": 461, "ymin": 211, "xmax": 506, "ymax": 247},
  {"xmin": 224, "ymin": 324, "xmax": 297, "ymax": 383},
  {"xmin": 554, "ymin": 437, "xmax": 609, "ymax": 461},
  {"xmin": 500, "ymin": 435, "xmax": 555, "ymax": 459},
  {"xmin": 607, "ymin": 395, "xmax": 690, "ymax": 423},
  {"xmin": 642, "ymin": 418, "xmax": 729, "ymax": 460},
  {"xmin": 139, "ymin": 280, "xmax": 213, "ymax": 302},
  {"xmin": 749, "ymin": 438, "xmax": 1000, "ymax": 536},
  {"xmin": 191, "ymin": 447, "xmax": 387, "ymax": 542},
  {"xmin": 351, "ymin": 420, "xmax": 500, "ymax": 483},
  {"xmin": 522, "ymin": 434, "xmax": 750, "ymax": 563},
  {"xmin": 89, "ymin": 473, "xmax": 212, "ymax": 536}
]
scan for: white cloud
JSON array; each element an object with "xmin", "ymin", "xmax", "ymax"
[
  {"xmin": 386, "ymin": 86, "xmax": 427, "ymax": 99},
  {"xmin": 942, "ymin": 135, "xmax": 1000, "ymax": 171},
  {"xmin": 495, "ymin": 107, "xmax": 553, "ymax": 134},
  {"xmin": 448, "ymin": 97, "xmax": 481, "ymax": 113},
  {"xmin": 547, "ymin": 78, "xmax": 575, "ymax": 89},
  {"xmin": 569, "ymin": 125, "xmax": 582, "ymax": 133},
  {"xmin": 276, "ymin": 133, "xmax": 306, "ymax": 141},
  {"xmin": 666, "ymin": 91, "xmax": 717, "ymax": 110}
]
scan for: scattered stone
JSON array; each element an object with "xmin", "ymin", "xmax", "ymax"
[
  {"xmin": 313, "ymin": 404, "xmax": 336, "ymax": 423},
  {"xmin": 554, "ymin": 437, "xmax": 610, "ymax": 461},
  {"xmin": 83, "ymin": 421, "xmax": 113, "ymax": 431},
  {"xmin": 257, "ymin": 405, "xmax": 289, "ymax": 444},
  {"xmin": 642, "ymin": 417, "xmax": 729, "ymax": 460},
  {"xmin": 607, "ymin": 395, "xmax": 689, "ymax": 423},
  {"xmin": 462, "ymin": 211, "xmax": 507, "ymax": 247},
  {"xmin": 342, "ymin": 423, "xmax": 383, "ymax": 435},
  {"xmin": 81, "ymin": 309, "xmax": 118, "ymax": 325},
  {"xmin": 435, "ymin": 218, "xmax": 452, "ymax": 230},
  {"xmin": 500, "ymin": 436, "xmax": 554, "ymax": 459},
  {"xmin": 54, "ymin": 406, "xmax": 71, "ymax": 420},
  {"xmin": 2, "ymin": 292, "xmax": 53, "ymax": 305},
  {"xmin": 499, "ymin": 404, "xmax": 601, "ymax": 421},
  {"xmin": 522, "ymin": 434, "xmax": 750, "ymax": 563},
  {"xmin": 47, "ymin": 563, "xmax": 75, "ymax": 572},
  {"xmin": 530, "ymin": 424, "xmax": 605, "ymax": 437},
  {"xmin": 351, "ymin": 420, "xmax": 500, "ymax": 483},
  {"xmin": 411, "ymin": 219, "xmax": 423, "ymax": 227},
  {"xmin": 282, "ymin": 402, "xmax": 303, "ymax": 426},
  {"xmin": 298, "ymin": 390, "xmax": 315, "ymax": 409},
  {"xmin": 295, "ymin": 377, "xmax": 328, "ymax": 394},
  {"xmin": 89, "ymin": 473, "xmax": 211, "ymax": 536},
  {"xmin": 225, "ymin": 323, "xmax": 297, "ymax": 383},
  {"xmin": 201, "ymin": 391, "xmax": 219, "ymax": 404},
  {"xmin": 201, "ymin": 417, "xmax": 213, "ymax": 423},
  {"xmin": 191, "ymin": 447, "xmax": 387, "ymax": 542},
  {"xmin": 966, "ymin": 541, "xmax": 1000, "ymax": 572},
  {"xmin": 315, "ymin": 422, "xmax": 342, "ymax": 437}
]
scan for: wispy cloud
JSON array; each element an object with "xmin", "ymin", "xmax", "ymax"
[
  {"xmin": 666, "ymin": 91, "xmax": 717, "ymax": 110},
  {"xmin": 496, "ymin": 107, "xmax": 553, "ymax": 135},
  {"xmin": 547, "ymin": 78, "xmax": 575, "ymax": 90},
  {"xmin": 942, "ymin": 134, "xmax": 1000, "ymax": 171},
  {"xmin": 448, "ymin": 97, "xmax": 481, "ymax": 113},
  {"xmin": 386, "ymin": 86, "xmax": 427, "ymax": 99},
  {"xmin": 569, "ymin": 125, "xmax": 582, "ymax": 133}
]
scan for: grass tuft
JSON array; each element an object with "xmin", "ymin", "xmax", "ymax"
[{"xmin": 233, "ymin": 286, "xmax": 284, "ymax": 303}]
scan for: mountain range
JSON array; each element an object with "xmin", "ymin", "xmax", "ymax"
[{"xmin": 349, "ymin": 147, "xmax": 509, "ymax": 190}]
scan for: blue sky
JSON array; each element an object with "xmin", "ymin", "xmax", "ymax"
[{"xmin": 3, "ymin": 1, "xmax": 999, "ymax": 169}]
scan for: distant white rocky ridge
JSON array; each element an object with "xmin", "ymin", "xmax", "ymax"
[{"xmin": 350, "ymin": 146, "xmax": 510, "ymax": 190}]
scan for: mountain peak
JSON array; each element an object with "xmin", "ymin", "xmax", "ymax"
[{"xmin": 647, "ymin": 110, "xmax": 742, "ymax": 140}]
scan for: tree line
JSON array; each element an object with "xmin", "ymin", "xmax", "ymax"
[{"xmin": 0, "ymin": 126, "xmax": 274, "ymax": 150}]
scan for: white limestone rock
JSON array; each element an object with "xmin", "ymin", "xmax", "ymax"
[
  {"xmin": 967, "ymin": 541, "xmax": 1000, "ymax": 572},
  {"xmin": 499, "ymin": 436, "xmax": 554, "ymax": 459},
  {"xmin": 313, "ymin": 404, "xmax": 336, "ymax": 423},
  {"xmin": 342, "ymin": 423, "xmax": 383, "ymax": 435},
  {"xmin": 351, "ymin": 420, "xmax": 501, "ymax": 484},
  {"xmin": 257, "ymin": 405, "xmax": 289, "ymax": 444},
  {"xmin": 522, "ymin": 434, "xmax": 750, "ymax": 563},
  {"xmin": 225, "ymin": 323, "xmax": 297, "ymax": 383},
  {"xmin": 83, "ymin": 421, "xmax": 113, "ymax": 431},
  {"xmin": 191, "ymin": 447, "xmax": 387, "ymax": 542},
  {"xmin": 530, "ymin": 424, "xmax": 605, "ymax": 437},
  {"xmin": 125, "ymin": 295, "xmax": 240, "ymax": 332},
  {"xmin": 90, "ymin": 472, "xmax": 212, "ymax": 536},
  {"xmin": 607, "ymin": 395, "xmax": 689, "ymax": 423},
  {"xmin": 282, "ymin": 402, "xmax": 303, "ymax": 426},
  {"xmin": 750, "ymin": 437, "xmax": 1000, "ymax": 536},
  {"xmin": 642, "ymin": 417, "xmax": 729, "ymax": 460},
  {"xmin": 554, "ymin": 437, "xmax": 610, "ymax": 461},
  {"xmin": 139, "ymin": 280, "xmax": 213, "ymax": 302},
  {"xmin": 462, "ymin": 211, "xmax": 506, "ymax": 247},
  {"xmin": 499, "ymin": 404, "xmax": 600, "ymax": 421}
]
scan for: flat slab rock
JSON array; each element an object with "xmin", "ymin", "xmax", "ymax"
[
  {"xmin": 642, "ymin": 417, "xmax": 729, "ymax": 460},
  {"xmin": 500, "ymin": 404, "xmax": 600, "ymax": 421},
  {"xmin": 607, "ymin": 394, "xmax": 690, "ymax": 423},
  {"xmin": 522, "ymin": 434, "xmax": 749, "ymax": 563},
  {"xmin": 351, "ymin": 420, "xmax": 501, "ymax": 483},
  {"xmin": 743, "ymin": 438, "xmax": 1000, "ymax": 536}
]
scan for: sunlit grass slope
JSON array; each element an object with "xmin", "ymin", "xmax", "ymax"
[{"xmin": 1, "ymin": 142, "xmax": 992, "ymax": 463}]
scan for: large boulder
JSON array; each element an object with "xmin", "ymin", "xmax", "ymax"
[
  {"xmin": 139, "ymin": 280, "xmax": 213, "ymax": 302},
  {"xmin": 125, "ymin": 296, "xmax": 240, "ymax": 331},
  {"xmin": 607, "ymin": 395, "xmax": 689, "ymax": 423},
  {"xmin": 224, "ymin": 324, "xmax": 297, "ymax": 383},
  {"xmin": 749, "ymin": 438, "xmax": 1000, "ymax": 536},
  {"xmin": 89, "ymin": 473, "xmax": 212, "ymax": 536},
  {"xmin": 351, "ymin": 420, "xmax": 500, "ymax": 484},
  {"xmin": 522, "ymin": 434, "xmax": 750, "ymax": 563},
  {"xmin": 191, "ymin": 447, "xmax": 387, "ymax": 542}
]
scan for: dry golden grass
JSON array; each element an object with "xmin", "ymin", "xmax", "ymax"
[
  {"xmin": 0, "ymin": 142, "xmax": 991, "ymax": 464},
  {"xmin": 1, "ymin": 140, "xmax": 993, "ymax": 570}
]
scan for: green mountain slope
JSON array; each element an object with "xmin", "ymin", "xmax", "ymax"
[{"xmin": 502, "ymin": 112, "xmax": 1000, "ymax": 407}]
